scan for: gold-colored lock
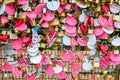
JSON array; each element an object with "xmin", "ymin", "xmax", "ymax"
[
  {"xmin": 64, "ymin": 67, "xmax": 68, "ymax": 72},
  {"xmin": 110, "ymin": 0, "xmax": 114, "ymax": 4},
  {"xmin": 4, "ymin": 73, "xmax": 8, "ymax": 78},
  {"xmin": 18, "ymin": 12, "xmax": 26, "ymax": 19},
  {"xmin": 93, "ymin": 62, "xmax": 100, "ymax": 67},
  {"xmin": 103, "ymin": 70, "xmax": 108, "ymax": 74},
  {"xmin": 88, "ymin": 29, "xmax": 93, "ymax": 34},
  {"xmin": 75, "ymin": 76, "xmax": 79, "ymax": 80},
  {"xmin": 26, "ymin": 28, "xmax": 31, "ymax": 33},
  {"xmin": 9, "ymin": 32, "xmax": 18, "ymax": 39},
  {"xmin": 113, "ymin": 15, "xmax": 120, "ymax": 21},
  {"xmin": 60, "ymin": 0, "xmax": 67, "ymax": 4},
  {"xmin": 58, "ymin": 31, "xmax": 65, "ymax": 36},
  {"xmin": 14, "ymin": 28, "xmax": 19, "ymax": 34},
  {"xmin": 1, "ymin": 62, "xmax": 4, "ymax": 66},
  {"xmin": 95, "ymin": 6, "xmax": 101, "ymax": 12},
  {"xmin": 41, "ymin": 43, "xmax": 46, "ymax": 48},
  {"xmin": 8, "ymin": 15, "xmax": 14, "ymax": 20},
  {"xmin": 96, "ymin": 74, "xmax": 100, "ymax": 78},
  {"xmin": 27, "ymin": 7, "xmax": 32, "ymax": 11},
  {"xmin": 95, "ymin": 0, "xmax": 99, "ymax": 3},
  {"xmin": 44, "ymin": 0, "xmax": 48, "ymax": 3},
  {"xmin": 55, "ymin": 27, "xmax": 59, "ymax": 32},
  {"xmin": 114, "ymin": 50, "xmax": 119, "ymax": 54},
  {"xmin": 107, "ymin": 75, "xmax": 113, "ymax": 80},
  {"xmin": 56, "ymin": 38, "xmax": 62, "ymax": 43},
  {"xmin": 60, "ymin": 18, "xmax": 66, "ymax": 24},
  {"xmin": 1, "ymin": 31, "xmax": 6, "ymax": 34},
  {"xmin": 59, "ymin": 12, "xmax": 66, "ymax": 17},
  {"xmin": 77, "ymin": 27, "xmax": 81, "ymax": 34},
  {"xmin": 89, "ymin": 0, "xmax": 93, "ymax": 2},
  {"xmin": 119, "ymin": 1, "xmax": 120, "ymax": 5},
  {"xmin": 50, "ymin": 18, "xmax": 60, "ymax": 27},
  {"xmin": 4, "ymin": 0, "xmax": 15, "ymax": 4},
  {"xmin": 104, "ymin": 12, "xmax": 110, "ymax": 17}
]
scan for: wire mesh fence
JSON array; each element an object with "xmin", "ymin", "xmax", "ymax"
[{"xmin": 0, "ymin": 56, "xmax": 118, "ymax": 80}]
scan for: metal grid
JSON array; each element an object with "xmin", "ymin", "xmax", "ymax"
[{"xmin": 0, "ymin": 57, "xmax": 118, "ymax": 80}]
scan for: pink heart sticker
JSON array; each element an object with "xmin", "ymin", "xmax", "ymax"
[
  {"xmin": 66, "ymin": 15, "xmax": 77, "ymax": 26},
  {"xmin": 97, "ymin": 32, "xmax": 108, "ymax": 39},
  {"xmin": 35, "ymin": 4, "xmax": 46, "ymax": 15},
  {"xmin": 16, "ymin": 23, "xmax": 28, "ymax": 31},
  {"xmin": 18, "ymin": 0, "xmax": 28, "ymax": 4},
  {"xmin": 45, "ymin": 65, "xmax": 54, "ymax": 76},
  {"xmin": 5, "ymin": 4, "xmax": 15, "ymax": 15},
  {"xmin": 77, "ymin": 52, "xmax": 85, "ymax": 60},
  {"xmin": 41, "ymin": 54, "xmax": 50, "ymax": 65},
  {"xmin": 0, "ymin": 66, "xmax": 2, "ymax": 73},
  {"xmin": 18, "ymin": 57, "xmax": 27, "ymax": 67},
  {"xmin": 27, "ymin": 74, "xmax": 36, "ymax": 80},
  {"xmin": 56, "ymin": 60, "xmax": 63, "ymax": 67},
  {"xmin": 12, "ymin": 67, "xmax": 23, "ymax": 76},
  {"xmin": 71, "ymin": 62, "xmax": 81, "ymax": 71},
  {"xmin": 12, "ymin": 39, "xmax": 22, "ymax": 50},
  {"xmin": 93, "ymin": 27, "xmax": 104, "ymax": 36},
  {"xmin": 89, "ymin": 75, "xmax": 95, "ymax": 80},
  {"xmin": 42, "ymin": 11, "xmax": 55, "ymax": 21},
  {"xmin": 26, "ymin": 11, "xmax": 37, "ymax": 19},
  {"xmin": 72, "ymin": 70, "xmax": 79, "ymax": 77},
  {"xmin": 41, "ymin": 22, "xmax": 49, "ymax": 28},
  {"xmin": 77, "ymin": 36, "xmax": 88, "ymax": 46},
  {"xmin": 4, "ymin": 61, "xmax": 13, "ymax": 71},
  {"xmin": 65, "ymin": 24, "xmax": 76, "ymax": 34},
  {"xmin": 71, "ymin": 38, "xmax": 78, "ymax": 47},
  {"xmin": 56, "ymin": 71, "xmax": 67, "ymax": 79},
  {"xmin": 16, "ymin": 49, "xmax": 24, "ymax": 54},
  {"xmin": 1, "ymin": 16, "xmax": 9, "ymax": 24},
  {"xmin": 62, "ymin": 50, "xmax": 76, "ymax": 62},
  {"xmin": 61, "ymin": 51, "xmax": 70, "ymax": 61}
]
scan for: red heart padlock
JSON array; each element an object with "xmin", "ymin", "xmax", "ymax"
[
  {"xmin": 80, "ymin": 24, "xmax": 88, "ymax": 34},
  {"xmin": 102, "ymin": 4, "xmax": 109, "ymax": 13},
  {"xmin": 21, "ymin": 35, "xmax": 31, "ymax": 44},
  {"xmin": 0, "ymin": 34, "xmax": 9, "ymax": 42},
  {"xmin": 99, "ymin": 44, "xmax": 109, "ymax": 54}
]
